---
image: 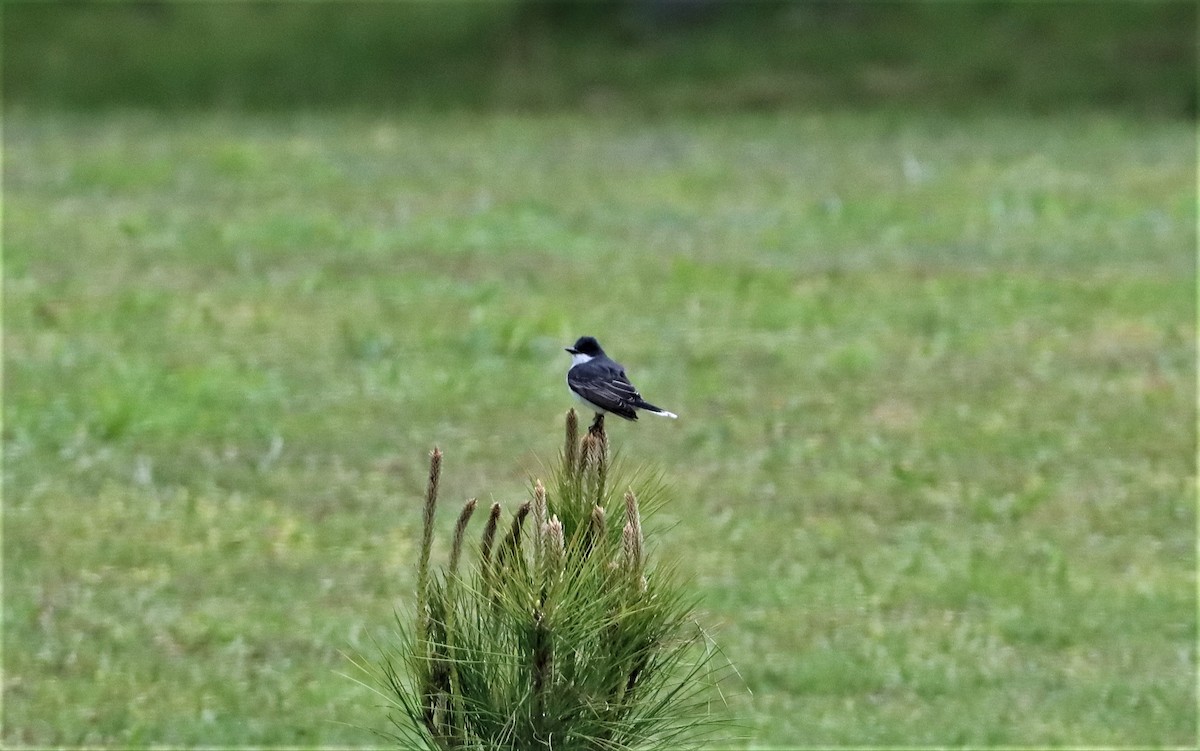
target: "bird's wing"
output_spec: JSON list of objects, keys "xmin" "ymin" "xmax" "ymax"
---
[{"xmin": 568, "ymin": 366, "xmax": 643, "ymax": 418}]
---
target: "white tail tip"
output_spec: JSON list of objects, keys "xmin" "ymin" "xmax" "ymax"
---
[{"xmin": 650, "ymin": 409, "xmax": 678, "ymax": 419}]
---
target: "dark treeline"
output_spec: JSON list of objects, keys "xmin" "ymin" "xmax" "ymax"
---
[{"xmin": 4, "ymin": 1, "xmax": 1195, "ymax": 116}]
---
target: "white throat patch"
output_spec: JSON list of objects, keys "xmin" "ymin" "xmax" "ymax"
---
[{"xmin": 569, "ymin": 352, "xmax": 595, "ymax": 367}]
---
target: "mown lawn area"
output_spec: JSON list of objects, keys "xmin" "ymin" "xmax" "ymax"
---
[{"xmin": 4, "ymin": 109, "xmax": 1194, "ymax": 746}]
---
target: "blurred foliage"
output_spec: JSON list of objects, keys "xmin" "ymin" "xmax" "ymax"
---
[{"xmin": 4, "ymin": 0, "xmax": 1195, "ymax": 116}]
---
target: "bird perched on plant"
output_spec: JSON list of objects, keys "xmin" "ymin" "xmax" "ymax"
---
[{"xmin": 564, "ymin": 336, "xmax": 678, "ymax": 422}]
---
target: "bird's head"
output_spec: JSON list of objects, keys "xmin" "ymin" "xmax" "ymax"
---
[{"xmin": 565, "ymin": 336, "xmax": 604, "ymax": 357}]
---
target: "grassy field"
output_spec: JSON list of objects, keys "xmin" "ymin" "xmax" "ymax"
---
[{"xmin": 3, "ymin": 108, "xmax": 1195, "ymax": 746}]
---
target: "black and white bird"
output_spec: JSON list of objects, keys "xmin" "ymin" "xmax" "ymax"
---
[{"xmin": 565, "ymin": 336, "xmax": 678, "ymax": 421}]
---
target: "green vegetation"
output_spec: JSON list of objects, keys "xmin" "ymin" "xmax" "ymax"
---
[
  {"xmin": 3, "ymin": 2, "xmax": 1196, "ymax": 746},
  {"xmin": 367, "ymin": 415, "xmax": 723, "ymax": 749},
  {"xmin": 5, "ymin": 106, "xmax": 1193, "ymax": 746},
  {"xmin": 4, "ymin": 1, "xmax": 1195, "ymax": 116}
]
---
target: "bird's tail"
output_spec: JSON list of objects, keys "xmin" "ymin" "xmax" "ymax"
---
[{"xmin": 638, "ymin": 401, "xmax": 678, "ymax": 419}]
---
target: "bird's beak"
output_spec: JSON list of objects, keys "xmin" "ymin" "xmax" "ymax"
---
[{"xmin": 565, "ymin": 347, "xmax": 577, "ymax": 354}]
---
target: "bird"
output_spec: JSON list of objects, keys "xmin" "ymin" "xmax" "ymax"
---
[{"xmin": 564, "ymin": 336, "xmax": 678, "ymax": 421}]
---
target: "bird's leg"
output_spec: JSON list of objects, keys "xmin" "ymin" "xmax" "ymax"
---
[{"xmin": 589, "ymin": 412, "xmax": 605, "ymax": 436}]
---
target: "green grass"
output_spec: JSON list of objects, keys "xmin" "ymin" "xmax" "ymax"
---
[{"xmin": 3, "ymin": 109, "xmax": 1195, "ymax": 746}]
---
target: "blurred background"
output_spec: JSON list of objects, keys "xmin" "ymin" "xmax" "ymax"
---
[
  {"xmin": 5, "ymin": 1, "xmax": 1196, "ymax": 747},
  {"xmin": 6, "ymin": 1, "xmax": 1196, "ymax": 115}
]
